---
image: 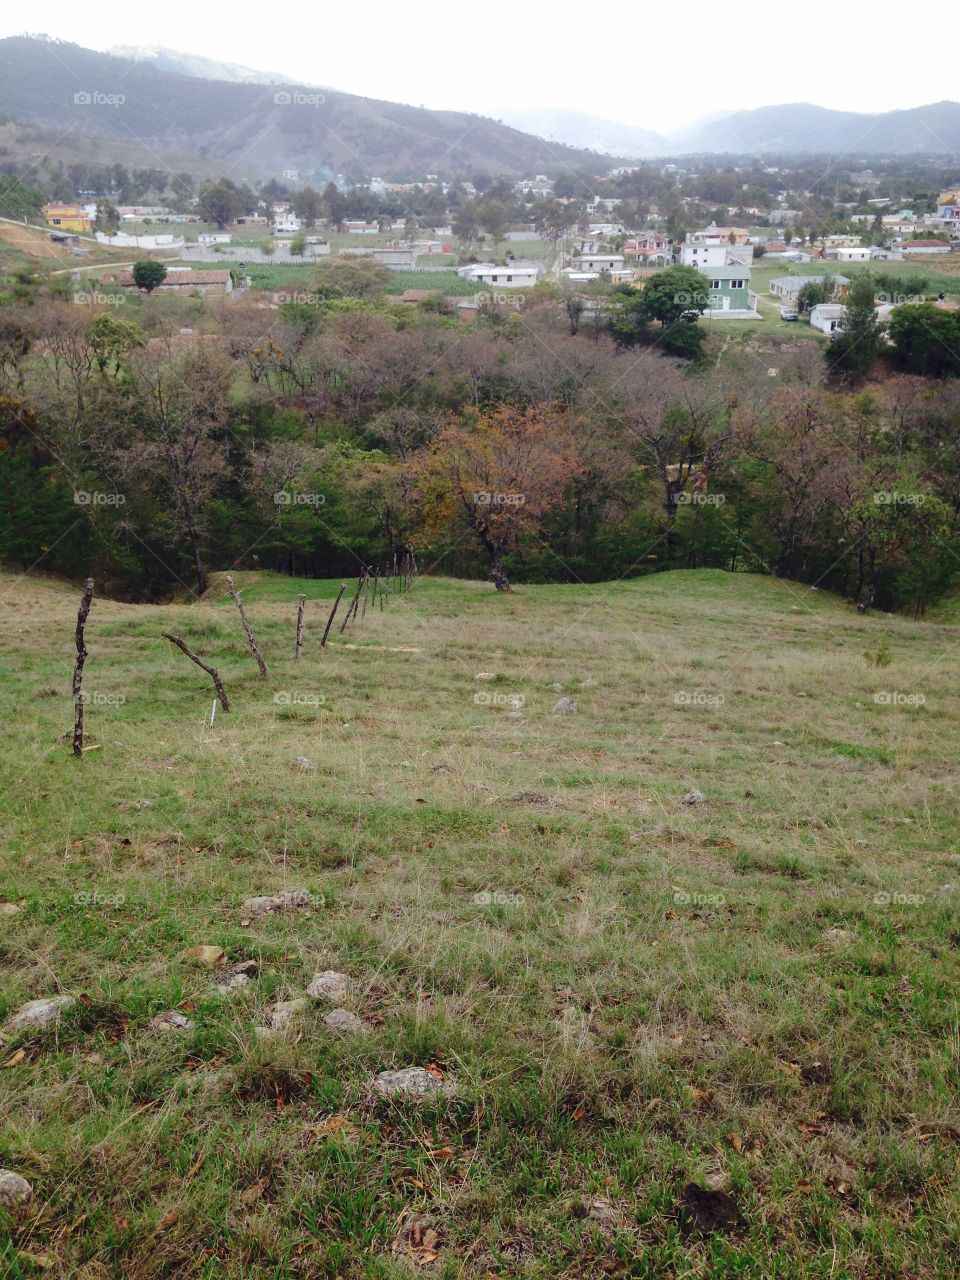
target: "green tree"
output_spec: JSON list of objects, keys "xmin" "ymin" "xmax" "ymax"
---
[
  {"xmin": 198, "ymin": 179, "xmax": 242, "ymax": 229},
  {"xmin": 322, "ymin": 182, "xmax": 347, "ymax": 231},
  {"xmin": 132, "ymin": 260, "xmax": 167, "ymax": 293},
  {"xmin": 827, "ymin": 272, "xmax": 881, "ymax": 382},
  {"xmin": 289, "ymin": 231, "xmax": 307, "ymax": 257},
  {"xmin": 95, "ymin": 200, "xmax": 120, "ymax": 234},
  {"xmin": 887, "ymin": 304, "xmax": 960, "ymax": 377},
  {"xmin": 292, "ymin": 186, "xmax": 322, "ymax": 229},
  {"xmin": 476, "ymin": 199, "xmax": 510, "ymax": 248},
  {"xmin": 86, "ymin": 313, "xmax": 144, "ymax": 376},
  {"xmin": 797, "ymin": 280, "xmax": 830, "ymax": 313}
]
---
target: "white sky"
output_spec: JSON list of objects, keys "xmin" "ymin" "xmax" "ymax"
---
[{"xmin": 6, "ymin": 3, "xmax": 958, "ymax": 135}]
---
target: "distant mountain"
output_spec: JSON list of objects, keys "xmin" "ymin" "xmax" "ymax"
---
[
  {"xmin": 108, "ymin": 45, "xmax": 306, "ymax": 87},
  {"xmin": 673, "ymin": 101, "xmax": 960, "ymax": 154},
  {"xmin": 0, "ymin": 37, "xmax": 612, "ymax": 181},
  {"xmin": 499, "ymin": 108, "xmax": 666, "ymax": 158}
]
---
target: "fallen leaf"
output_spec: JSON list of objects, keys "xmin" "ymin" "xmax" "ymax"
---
[
  {"xmin": 3, "ymin": 1049, "xmax": 26, "ymax": 1068},
  {"xmin": 17, "ymin": 1251, "xmax": 52, "ymax": 1270},
  {"xmin": 689, "ymin": 1087, "xmax": 715, "ymax": 1104},
  {"xmin": 183, "ymin": 945, "xmax": 225, "ymax": 968},
  {"xmin": 426, "ymin": 1146, "xmax": 455, "ymax": 1159},
  {"xmin": 240, "ymin": 1178, "xmax": 270, "ymax": 1206},
  {"xmin": 423, "ymin": 1063, "xmax": 443, "ymax": 1079},
  {"xmin": 729, "ymin": 1132, "xmax": 744, "ymax": 1154},
  {"xmin": 158, "ymin": 1210, "xmax": 178, "ymax": 1229}
]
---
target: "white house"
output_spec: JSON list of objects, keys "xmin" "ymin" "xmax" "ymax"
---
[
  {"xmin": 272, "ymin": 210, "xmax": 301, "ymax": 235},
  {"xmin": 831, "ymin": 246, "xmax": 872, "ymax": 262},
  {"xmin": 588, "ymin": 222, "xmax": 624, "ymax": 237},
  {"xmin": 681, "ymin": 241, "xmax": 754, "ymax": 268},
  {"xmin": 768, "ymin": 274, "xmax": 849, "ymax": 304},
  {"xmin": 572, "ymin": 253, "xmax": 624, "ymax": 273},
  {"xmin": 810, "ymin": 303, "xmax": 846, "ymax": 334},
  {"xmin": 899, "ymin": 239, "xmax": 951, "ymax": 255},
  {"xmin": 463, "ymin": 264, "xmax": 540, "ymax": 288},
  {"xmin": 198, "ymin": 233, "xmax": 232, "ymax": 245}
]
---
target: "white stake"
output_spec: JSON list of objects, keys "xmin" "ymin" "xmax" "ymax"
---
[{"xmin": 210, "ymin": 699, "xmax": 217, "ymax": 726}]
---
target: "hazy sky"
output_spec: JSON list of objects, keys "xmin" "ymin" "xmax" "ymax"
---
[{"xmin": 6, "ymin": 4, "xmax": 959, "ymax": 134}]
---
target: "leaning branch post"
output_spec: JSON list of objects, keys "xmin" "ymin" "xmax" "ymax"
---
[
  {"xmin": 72, "ymin": 577, "xmax": 94, "ymax": 757},
  {"xmin": 321, "ymin": 584, "xmax": 346, "ymax": 647},
  {"xmin": 162, "ymin": 632, "xmax": 230, "ymax": 711},
  {"xmin": 225, "ymin": 574, "xmax": 267, "ymax": 677}
]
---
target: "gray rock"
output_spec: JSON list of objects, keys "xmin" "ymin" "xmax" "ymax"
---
[
  {"xmin": 241, "ymin": 890, "xmax": 311, "ymax": 914},
  {"xmin": 682, "ymin": 789, "xmax": 705, "ymax": 806},
  {"xmin": 295, "ymin": 756, "xmax": 316, "ymax": 771},
  {"xmin": 306, "ymin": 970, "xmax": 351, "ymax": 1002},
  {"xmin": 553, "ymin": 697, "xmax": 578, "ymax": 716},
  {"xmin": 372, "ymin": 1066, "xmax": 447, "ymax": 1098},
  {"xmin": 324, "ymin": 1008, "xmax": 367, "ymax": 1035},
  {"xmin": 212, "ymin": 960, "xmax": 258, "ymax": 994},
  {"xmin": 548, "ymin": 682, "xmax": 564, "ymax": 692},
  {"xmin": 0, "ymin": 902, "xmax": 21, "ymax": 917},
  {"xmin": 147, "ymin": 1010, "xmax": 194, "ymax": 1033},
  {"xmin": 267, "ymin": 998, "xmax": 310, "ymax": 1029},
  {"xmin": 8, "ymin": 996, "xmax": 74, "ymax": 1030},
  {"xmin": 510, "ymin": 791, "xmax": 555, "ymax": 807},
  {"xmin": 0, "ymin": 1171, "xmax": 33, "ymax": 1209}
]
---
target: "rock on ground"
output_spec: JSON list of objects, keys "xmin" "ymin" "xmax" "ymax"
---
[
  {"xmin": 553, "ymin": 697, "xmax": 578, "ymax": 715},
  {"xmin": 0, "ymin": 1170, "xmax": 33, "ymax": 1209},
  {"xmin": 267, "ymin": 998, "xmax": 310, "ymax": 1029},
  {"xmin": 212, "ymin": 960, "xmax": 258, "ymax": 994},
  {"xmin": 183, "ymin": 945, "xmax": 226, "ymax": 968},
  {"xmin": 324, "ymin": 1008, "xmax": 367, "ymax": 1035},
  {"xmin": 372, "ymin": 1067, "xmax": 449, "ymax": 1098},
  {"xmin": 241, "ymin": 890, "xmax": 312, "ymax": 914},
  {"xmin": 306, "ymin": 971, "xmax": 351, "ymax": 1002},
  {"xmin": 0, "ymin": 902, "xmax": 21, "ymax": 917},
  {"xmin": 8, "ymin": 996, "xmax": 74, "ymax": 1030},
  {"xmin": 147, "ymin": 1010, "xmax": 194, "ymax": 1033},
  {"xmin": 682, "ymin": 789, "xmax": 705, "ymax": 806}
]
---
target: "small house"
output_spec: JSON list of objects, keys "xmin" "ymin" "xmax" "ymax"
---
[{"xmin": 809, "ymin": 303, "xmax": 846, "ymax": 334}]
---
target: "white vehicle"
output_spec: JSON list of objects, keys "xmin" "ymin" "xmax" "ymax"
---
[{"xmin": 780, "ymin": 307, "xmax": 799, "ymax": 321}]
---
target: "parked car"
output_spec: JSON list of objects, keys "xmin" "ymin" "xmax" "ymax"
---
[{"xmin": 780, "ymin": 307, "xmax": 799, "ymax": 321}]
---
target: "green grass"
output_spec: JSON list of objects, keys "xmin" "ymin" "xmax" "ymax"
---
[
  {"xmin": 385, "ymin": 271, "xmax": 483, "ymax": 296},
  {"xmin": 1, "ymin": 567, "xmax": 959, "ymax": 1277}
]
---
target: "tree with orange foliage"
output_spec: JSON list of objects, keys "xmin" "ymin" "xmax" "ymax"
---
[{"xmin": 413, "ymin": 405, "xmax": 581, "ymax": 591}]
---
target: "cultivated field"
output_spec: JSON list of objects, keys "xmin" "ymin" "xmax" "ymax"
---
[{"xmin": 1, "ymin": 568, "xmax": 959, "ymax": 1278}]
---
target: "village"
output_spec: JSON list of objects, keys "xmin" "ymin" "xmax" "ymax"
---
[{"xmin": 30, "ymin": 173, "xmax": 960, "ymax": 335}]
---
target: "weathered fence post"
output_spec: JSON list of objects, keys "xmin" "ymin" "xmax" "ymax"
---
[
  {"xmin": 162, "ymin": 633, "xmax": 230, "ymax": 711},
  {"xmin": 321, "ymin": 584, "xmax": 346, "ymax": 648},
  {"xmin": 72, "ymin": 578, "xmax": 94, "ymax": 757},
  {"xmin": 225, "ymin": 574, "xmax": 267, "ymax": 677},
  {"xmin": 295, "ymin": 594, "xmax": 306, "ymax": 665}
]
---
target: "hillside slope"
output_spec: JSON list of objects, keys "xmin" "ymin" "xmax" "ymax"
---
[{"xmin": 0, "ymin": 37, "xmax": 612, "ymax": 180}]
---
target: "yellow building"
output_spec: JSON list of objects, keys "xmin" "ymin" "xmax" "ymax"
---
[{"xmin": 43, "ymin": 203, "xmax": 92, "ymax": 233}]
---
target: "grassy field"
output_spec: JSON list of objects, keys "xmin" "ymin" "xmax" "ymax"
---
[{"xmin": 1, "ymin": 567, "xmax": 959, "ymax": 1278}]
